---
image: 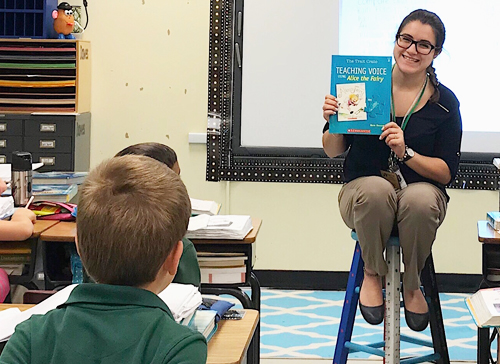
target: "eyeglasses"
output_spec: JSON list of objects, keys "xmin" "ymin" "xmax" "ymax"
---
[{"xmin": 396, "ymin": 34, "xmax": 437, "ymax": 55}]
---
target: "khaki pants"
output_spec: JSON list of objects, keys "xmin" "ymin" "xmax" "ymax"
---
[{"xmin": 338, "ymin": 176, "xmax": 447, "ymax": 290}]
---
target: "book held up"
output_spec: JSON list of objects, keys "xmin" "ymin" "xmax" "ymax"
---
[{"xmin": 329, "ymin": 55, "xmax": 392, "ymax": 135}]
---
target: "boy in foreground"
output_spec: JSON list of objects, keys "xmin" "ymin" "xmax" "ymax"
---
[{"xmin": 0, "ymin": 155, "xmax": 207, "ymax": 363}]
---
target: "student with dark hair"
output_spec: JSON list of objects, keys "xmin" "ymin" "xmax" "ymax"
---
[
  {"xmin": 115, "ymin": 142, "xmax": 200, "ymax": 286},
  {"xmin": 322, "ymin": 9, "xmax": 462, "ymax": 331},
  {"xmin": 0, "ymin": 156, "xmax": 207, "ymax": 363}
]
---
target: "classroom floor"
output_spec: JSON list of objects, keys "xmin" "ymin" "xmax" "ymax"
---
[{"xmin": 221, "ymin": 289, "xmax": 483, "ymax": 362}]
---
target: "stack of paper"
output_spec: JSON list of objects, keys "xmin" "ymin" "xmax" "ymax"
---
[
  {"xmin": 190, "ymin": 198, "xmax": 220, "ymax": 216},
  {"xmin": 186, "ymin": 215, "xmax": 253, "ymax": 240},
  {"xmin": 157, "ymin": 283, "xmax": 202, "ymax": 323}
]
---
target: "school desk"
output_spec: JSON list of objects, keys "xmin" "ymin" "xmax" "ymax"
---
[
  {"xmin": 477, "ymin": 220, "xmax": 500, "ymax": 364},
  {"xmin": 0, "ymin": 304, "xmax": 259, "ymax": 364},
  {"xmin": 0, "ymin": 220, "xmax": 59, "ymax": 289},
  {"xmin": 189, "ymin": 217, "xmax": 262, "ymax": 364}
]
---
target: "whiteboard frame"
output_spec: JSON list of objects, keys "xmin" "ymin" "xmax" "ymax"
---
[{"xmin": 205, "ymin": 0, "xmax": 498, "ymax": 190}]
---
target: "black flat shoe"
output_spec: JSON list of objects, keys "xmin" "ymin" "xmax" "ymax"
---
[
  {"xmin": 404, "ymin": 308, "xmax": 429, "ymax": 331},
  {"xmin": 359, "ymin": 302, "xmax": 384, "ymax": 325}
]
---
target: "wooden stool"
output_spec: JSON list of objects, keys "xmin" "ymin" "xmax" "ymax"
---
[{"xmin": 333, "ymin": 231, "xmax": 450, "ymax": 364}]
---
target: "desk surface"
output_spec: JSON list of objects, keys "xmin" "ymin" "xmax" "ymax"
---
[
  {"xmin": 478, "ymin": 221, "xmax": 500, "ymax": 244},
  {"xmin": 0, "ymin": 220, "xmax": 60, "ymax": 255},
  {"xmin": 39, "ymin": 218, "xmax": 262, "ymax": 245},
  {"xmin": 39, "ymin": 221, "xmax": 76, "ymax": 242},
  {"xmin": 0, "ymin": 304, "xmax": 258, "ymax": 364}
]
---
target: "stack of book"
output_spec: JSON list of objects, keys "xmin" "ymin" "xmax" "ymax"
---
[
  {"xmin": 466, "ymin": 287, "xmax": 500, "ymax": 327},
  {"xmin": 32, "ymin": 184, "xmax": 78, "ymax": 203},
  {"xmin": 182, "ymin": 310, "xmax": 218, "ymax": 341},
  {"xmin": 186, "ymin": 215, "xmax": 253, "ymax": 240},
  {"xmin": 198, "ymin": 253, "xmax": 248, "ymax": 284}
]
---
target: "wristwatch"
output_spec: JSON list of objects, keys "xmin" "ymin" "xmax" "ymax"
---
[{"xmin": 398, "ymin": 146, "xmax": 415, "ymax": 163}]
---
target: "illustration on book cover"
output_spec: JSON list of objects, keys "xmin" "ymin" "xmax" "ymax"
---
[{"xmin": 329, "ymin": 55, "xmax": 392, "ymax": 135}]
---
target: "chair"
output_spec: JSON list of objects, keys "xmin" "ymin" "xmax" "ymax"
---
[
  {"xmin": 333, "ymin": 231, "xmax": 450, "ymax": 364},
  {"xmin": 23, "ymin": 289, "xmax": 57, "ymax": 304},
  {"xmin": 2, "ymin": 237, "xmax": 39, "ymax": 290}
]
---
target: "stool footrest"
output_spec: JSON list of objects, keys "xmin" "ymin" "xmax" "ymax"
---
[
  {"xmin": 400, "ymin": 333, "xmax": 434, "ymax": 348},
  {"xmin": 401, "ymin": 353, "xmax": 440, "ymax": 364},
  {"xmin": 344, "ymin": 341, "xmax": 385, "ymax": 357}
]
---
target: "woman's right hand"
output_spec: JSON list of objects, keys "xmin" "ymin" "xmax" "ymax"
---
[{"xmin": 323, "ymin": 94, "xmax": 338, "ymax": 122}]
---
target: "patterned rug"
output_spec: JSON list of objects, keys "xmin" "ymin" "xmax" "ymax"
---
[{"xmin": 221, "ymin": 289, "xmax": 481, "ymax": 360}]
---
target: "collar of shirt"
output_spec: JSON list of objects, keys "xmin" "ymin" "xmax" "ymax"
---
[{"xmin": 58, "ymin": 283, "xmax": 174, "ymax": 318}]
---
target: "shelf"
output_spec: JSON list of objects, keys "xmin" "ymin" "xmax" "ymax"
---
[{"xmin": 0, "ymin": 39, "xmax": 90, "ymax": 113}]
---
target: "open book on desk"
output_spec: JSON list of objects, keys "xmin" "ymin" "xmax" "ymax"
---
[
  {"xmin": 186, "ymin": 215, "xmax": 252, "ymax": 240},
  {"xmin": 0, "ymin": 283, "xmax": 202, "ymax": 342}
]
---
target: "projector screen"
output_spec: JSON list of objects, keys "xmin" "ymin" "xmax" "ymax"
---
[{"xmin": 239, "ymin": 0, "xmax": 500, "ymax": 155}]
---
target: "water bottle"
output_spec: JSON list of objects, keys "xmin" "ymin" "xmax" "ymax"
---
[{"xmin": 11, "ymin": 151, "xmax": 32, "ymax": 207}]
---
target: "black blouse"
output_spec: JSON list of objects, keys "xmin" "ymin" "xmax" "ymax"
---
[{"xmin": 323, "ymin": 83, "xmax": 462, "ymax": 200}]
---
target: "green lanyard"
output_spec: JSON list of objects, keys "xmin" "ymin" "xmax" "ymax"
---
[{"xmin": 390, "ymin": 74, "xmax": 428, "ymax": 131}]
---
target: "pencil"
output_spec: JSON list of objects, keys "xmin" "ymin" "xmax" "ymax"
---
[{"xmin": 25, "ymin": 195, "xmax": 35, "ymax": 209}]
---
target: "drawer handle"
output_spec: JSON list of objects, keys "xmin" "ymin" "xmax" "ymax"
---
[
  {"xmin": 40, "ymin": 124, "xmax": 57, "ymax": 132},
  {"xmin": 0, "ymin": 140, "xmax": 5, "ymax": 148},
  {"xmin": 0, "ymin": 155, "xmax": 6, "ymax": 164},
  {"xmin": 0, "ymin": 123, "xmax": 6, "ymax": 132},
  {"xmin": 40, "ymin": 140, "xmax": 56, "ymax": 149},
  {"xmin": 39, "ymin": 156, "xmax": 56, "ymax": 166}
]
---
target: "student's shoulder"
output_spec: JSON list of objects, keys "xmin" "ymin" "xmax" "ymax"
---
[{"xmin": 162, "ymin": 325, "xmax": 207, "ymax": 363}]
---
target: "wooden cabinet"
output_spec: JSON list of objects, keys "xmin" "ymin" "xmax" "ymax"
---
[
  {"xmin": 0, "ymin": 113, "xmax": 90, "ymax": 172},
  {"xmin": 0, "ymin": 39, "xmax": 91, "ymax": 171}
]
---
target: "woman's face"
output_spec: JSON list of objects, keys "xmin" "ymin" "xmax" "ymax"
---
[{"xmin": 394, "ymin": 20, "xmax": 438, "ymax": 76}]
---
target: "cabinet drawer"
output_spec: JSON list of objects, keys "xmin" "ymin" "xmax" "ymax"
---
[
  {"xmin": 0, "ymin": 136, "xmax": 23, "ymax": 153},
  {"xmin": 24, "ymin": 117, "xmax": 75, "ymax": 137},
  {"xmin": 24, "ymin": 136, "xmax": 73, "ymax": 154},
  {"xmin": 31, "ymin": 153, "xmax": 73, "ymax": 171},
  {"xmin": 0, "ymin": 118, "xmax": 23, "ymax": 136}
]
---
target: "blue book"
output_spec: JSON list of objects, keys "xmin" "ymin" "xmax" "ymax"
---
[
  {"xmin": 32, "ymin": 172, "xmax": 88, "ymax": 185},
  {"xmin": 32, "ymin": 184, "xmax": 78, "ymax": 203},
  {"xmin": 329, "ymin": 55, "xmax": 392, "ymax": 135}
]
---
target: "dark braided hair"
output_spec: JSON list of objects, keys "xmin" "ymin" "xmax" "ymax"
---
[{"xmin": 396, "ymin": 9, "xmax": 445, "ymax": 103}]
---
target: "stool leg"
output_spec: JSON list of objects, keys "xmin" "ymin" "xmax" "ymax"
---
[
  {"xmin": 385, "ymin": 242, "xmax": 401, "ymax": 364},
  {"xmin": 421, "ymin": 254, "xmax": 450, "ymax": 364},
  {"xmin": 333, "ymin": 242, "xmax": 364, "ymax": 364}
]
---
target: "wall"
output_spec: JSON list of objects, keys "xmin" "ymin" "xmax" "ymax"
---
[{"xmin": 74, "ymin": 0, "xmax": 492, "ymax": 277}]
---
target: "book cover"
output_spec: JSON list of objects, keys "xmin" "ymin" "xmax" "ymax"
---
[
  {"xmin": 32, "ymin": 184, "xmax": 78, "ymax": 203},
  {"xmin": 329, "ymin": 55, "xmax": 392, "ymax": 135},
  {"xmin": 33, "ymin": 172, "xmax": 88, "ymax": 185}
]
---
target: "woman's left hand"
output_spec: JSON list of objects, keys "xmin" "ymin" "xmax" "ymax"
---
[{"xmin": 380, "ymin": 122, "xmax": 406, "ymax": 159}]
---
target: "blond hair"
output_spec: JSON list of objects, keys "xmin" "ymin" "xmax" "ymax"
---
[{"xmin": 77, "ymin": 155, "xmax": 191, "ymax": 286}]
